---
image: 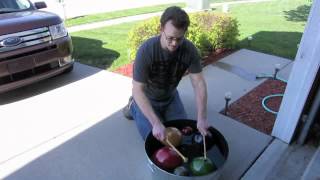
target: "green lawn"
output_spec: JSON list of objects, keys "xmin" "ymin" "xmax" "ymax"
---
[
  {"xmin": 71, "ymin": 22, "xmax": 136, "ymax": 71},
  {"xmin": 71, "ymin": 0, "xmax": 311, "ymax": 71},
  {"xmin": 229, "ymin": 0, "xmax": 311, "ymax": 59},
  {"xmin": 65, "ymin": 3, "xmax": 185, "ymax": 27}
]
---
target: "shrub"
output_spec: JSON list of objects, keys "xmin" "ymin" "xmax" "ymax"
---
[
  {"xmin": 128, "ymin": 16, "xmax": 160, "ymax": 61},
  {"xmin": 128, "ymin": 12, "xmax": 239, "ymax": 62},
  {"xmin": 187, "ymin": 12, "xmax": 220, "ymax": 56},
  {"xmin": 208, "ymin": 14, "xmax": 239, "ymax": 50},
  {"xmin": 187, "ymin": 12, "xmax": 239, "ymax": 56}
]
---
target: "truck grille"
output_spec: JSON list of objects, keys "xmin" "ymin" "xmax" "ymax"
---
[{"xmin": 0, "ymin": 27, "xmax": 51, "ymax": 53}]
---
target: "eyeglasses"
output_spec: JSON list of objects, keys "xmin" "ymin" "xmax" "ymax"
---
[{"xmin": 163, "ymin": 31, "xmax": 184, "ymax": 44}]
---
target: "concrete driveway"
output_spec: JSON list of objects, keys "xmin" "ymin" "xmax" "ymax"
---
[
  {"xmin": 0, "ymin": 49, "xmax": 293, "ymax": 179},
  {"xmin": 0, "ymin": 63, "xmax": 133, "ymax": 179}
]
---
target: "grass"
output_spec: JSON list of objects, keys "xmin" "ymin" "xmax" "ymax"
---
[
  {"xmin": 228, "ymin": 0, "xmax": 311, "ymax": 59},
  {"xmin": 71, "ymin": 22, "xmax": 136, "ymax": 71},
  {"xmin": 65, "ymin": 3, "xmax": 185, "ymax": 27},
  {"xmin": 71, "ymin": 0, "xmax": 311, "ymax": 71}
]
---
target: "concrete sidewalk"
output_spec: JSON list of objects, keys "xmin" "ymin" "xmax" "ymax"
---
[
  {"xmin": 210, "ymin": 0, "xmax": 273, "ymax": 8},
  {"xmin": 67, "ymin": 12, "xmax": 162, "ymax": 33},
  {"xmin": 180, "ymin": 49, "xmax": 292, "ymax": 112}
]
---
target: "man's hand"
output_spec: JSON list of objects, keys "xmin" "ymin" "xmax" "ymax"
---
[
  {"xmin": 152, "ymin": 121, "xmax": 166, "ymax": 141},
  {"xmin": 197, "ymin": 118, "xmax": 209, "ymax": 136}
]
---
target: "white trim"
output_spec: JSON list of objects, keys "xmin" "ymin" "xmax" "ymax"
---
[{"xmin": 272, "ymin": 0, "xmax": 320, "ymax": 143}]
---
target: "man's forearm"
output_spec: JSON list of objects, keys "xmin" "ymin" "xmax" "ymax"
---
[
  {"xmin": 132, "ymin": 85, "xmax": 161, "ymax": 127},
  {"xmin": 190, "ymin": 75, "xmax": 208, "ymax": 121},
  {"xmin": 195, "ymin": 79, "xmax": 207, "ymax": 120}
]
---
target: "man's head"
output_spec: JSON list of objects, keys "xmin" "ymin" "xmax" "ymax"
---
[{"xmin": 160, "ymin": 6, "xmax": 190, "ymax": 52}]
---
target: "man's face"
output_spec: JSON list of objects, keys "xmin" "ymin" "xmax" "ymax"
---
[{"xmin": 161, "ymin": 20, "xmax": 185, "ymax": 52}]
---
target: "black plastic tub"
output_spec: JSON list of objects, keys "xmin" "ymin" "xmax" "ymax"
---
[{"xmin": 145, "ymin": 119, "xmax": 229, "ymax": 180}]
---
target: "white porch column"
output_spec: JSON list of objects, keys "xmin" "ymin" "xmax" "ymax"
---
[{"xmin": 272, "ymin": 0, "xmax": 320, "ymax": 143}]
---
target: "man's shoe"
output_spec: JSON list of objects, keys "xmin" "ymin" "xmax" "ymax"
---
[{"xmin": 123, "ymin": 96, "xmax": 133, "ymax": 120}]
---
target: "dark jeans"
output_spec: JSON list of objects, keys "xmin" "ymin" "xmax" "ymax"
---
[{"xmin": 130, "ymin": 91, "xmax": 187, "ymax": 141}]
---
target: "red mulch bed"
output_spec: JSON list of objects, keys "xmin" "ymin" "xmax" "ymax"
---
[
  {"xmin": 225, "ymin": 79, "xmax": 286, "ymax": 134},
  {"xmin": 113, "ymin": 63, "xmax": 133, "ymax": 77},
  {"xmin": 113, "ymin": 49, "xmax": 286, "ymax": 134},
  {"xmin": 201, "ymin": 49, "xmax": 236, "ymax": 66}
]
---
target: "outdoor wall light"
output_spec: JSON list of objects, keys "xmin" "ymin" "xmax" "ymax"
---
[
  {"xmin": 274, "ymin": 63, "xmax": 281, "ymax": 79},
  {"xmin": 224, "ymin": 91, "xmax": 232, "ymax": 115}
]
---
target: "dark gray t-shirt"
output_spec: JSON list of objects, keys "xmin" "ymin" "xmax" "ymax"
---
[{"xmin": 133, "ymin": 35, "xmax": 202, "ymax": 101}]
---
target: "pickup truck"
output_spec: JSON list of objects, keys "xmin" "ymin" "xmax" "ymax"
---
[{"xmin": 0, "ymin": 0, "xmax": 73, "ymax": 93}]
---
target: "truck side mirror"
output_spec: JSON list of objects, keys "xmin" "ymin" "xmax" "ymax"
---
[{"xmin": 34, "ymin": 2, "xmax": 47, "ymax": 9}]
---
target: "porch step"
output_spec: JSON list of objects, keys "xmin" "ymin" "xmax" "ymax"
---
[
  {"xmin": 241, "ymin": 139, "xmax": 288, "ymax": 180},
  {"xmin": 302, "ymin": 147, "xmax": 320, "ymax": 180},
  {"xmin": 242, "ymin": 139, "xmax": 317, "ymax": 180}
]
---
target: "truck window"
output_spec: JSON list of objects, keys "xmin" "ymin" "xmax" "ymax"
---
[
  {"xmin": 0, "ymin": 0, "xmax": 31, "ymax": 12},
  {"xmin": 16, "ymin": 0, "xmax": 31, "ymax": 9}
]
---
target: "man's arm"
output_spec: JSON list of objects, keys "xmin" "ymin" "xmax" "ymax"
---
[
  {"xmin": 189, "ymin": 72, "xmax": 209, "ymax": 135},
  {"xmin": 132, "ymin": 80, "xmax": 166, "ymax": 140}
]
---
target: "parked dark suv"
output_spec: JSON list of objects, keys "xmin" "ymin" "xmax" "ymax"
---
[{"xmin": 0, "ymin": 0, "xmax": 73, "ymax": 93}]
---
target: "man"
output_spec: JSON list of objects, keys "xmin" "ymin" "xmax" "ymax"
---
[{"xmin": 123, "ymin": 6, "xmax": 209, "ymax": 141}]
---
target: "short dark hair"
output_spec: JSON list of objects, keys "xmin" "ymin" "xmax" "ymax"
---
[{"xmin": 160, "ymin": 6, "xmax": 190, "ymax": 31}]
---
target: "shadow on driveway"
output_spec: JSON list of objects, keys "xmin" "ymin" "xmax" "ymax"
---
[
  {"xmin": 0, "ymin": 63, "xmax": 102, "ymax": 105},
  {"xmin": 3, "ymin": 110, "xmax": 149, "ymax": 180}
]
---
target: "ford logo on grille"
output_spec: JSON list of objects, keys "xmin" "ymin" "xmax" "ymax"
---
[{"xmin": 0, "ymin": 36, "xmax": 22, "ymax": 47}]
